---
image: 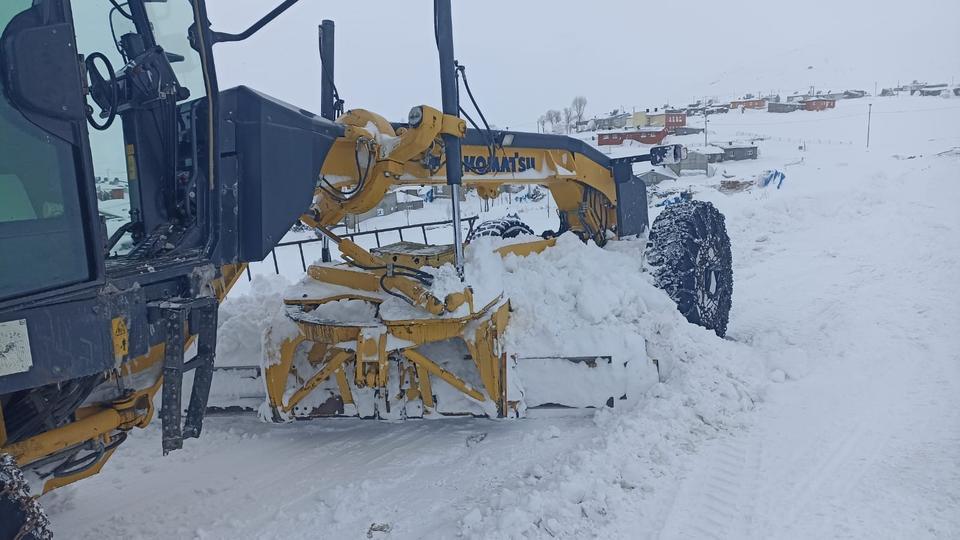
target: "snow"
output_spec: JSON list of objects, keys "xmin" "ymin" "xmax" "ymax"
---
[{"xmin": 45, "ymin": 95, "xmax": 960, "ymax": 539}]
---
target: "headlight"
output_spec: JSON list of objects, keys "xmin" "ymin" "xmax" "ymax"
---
[{"xmin": 408, "ymin": 106, "xmax": 424, "ymax": 127}]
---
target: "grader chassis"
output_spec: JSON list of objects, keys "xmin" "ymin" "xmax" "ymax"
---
[{"xmin": 0, "ymin": 1, "xmax": 732, "ymax": 536}]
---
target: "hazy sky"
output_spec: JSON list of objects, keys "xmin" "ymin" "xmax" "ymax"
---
[{"xmin": 208, "ymin": 1, "xmax": 959, "ymax": 131}]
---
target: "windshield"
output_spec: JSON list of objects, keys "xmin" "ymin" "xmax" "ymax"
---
[{"xmin": 145, "ymin": 1, "xmax": 206, "ymax": 96}]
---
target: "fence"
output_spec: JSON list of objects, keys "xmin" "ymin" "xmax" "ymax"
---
[{"xmin": 247, "ymin": 215, "xmax": 479, "ymax": 280}]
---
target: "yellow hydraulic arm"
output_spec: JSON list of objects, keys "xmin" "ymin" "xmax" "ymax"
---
[{"xmin": 300, "ymin": 106, "xmax": 622, "ymax": 247}]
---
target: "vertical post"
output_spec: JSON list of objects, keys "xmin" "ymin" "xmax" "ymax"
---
[
  {"xmin": 318, "ymin": 19, "xmax": 336, "ymax": 121},
  {"xmin": 435, "ymin": 0, "xmax": 465, "ymax": 277},
  {"xmin": 319, "ymin": 20, "xmax": 336, "ymax": 263},
  {"xmin": 866, "ymin": 103, "xmax": 872, "ymax": 149},
  {"xmin": 703, "ymin": 97, "xmax": 709, "ymax": 148}
]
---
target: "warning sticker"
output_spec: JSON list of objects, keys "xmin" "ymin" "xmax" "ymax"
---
[{"xmin": 0, "ymin": 319, "xmax": 33, "ymax": 376}]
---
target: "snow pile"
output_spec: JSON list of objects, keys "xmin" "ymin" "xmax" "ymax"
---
[
  {"xmin": 216, "ymin": 275, "xmax": 296, "ymax": 368},
  {"xmin": 456, "ymin": 236, "xmax": 766, "ymax": 538}
]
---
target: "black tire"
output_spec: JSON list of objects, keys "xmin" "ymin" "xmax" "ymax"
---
[
  {"xmin": 466, "ymin": 214, "xmax": 534, "ymax": 242},
  {"xmin": 647, "ymin": 200, "xmax": 733, "ymax": 337},
  {"xmin": 0, "ymin": 454, "xmax": 52, "ymax": 540}
]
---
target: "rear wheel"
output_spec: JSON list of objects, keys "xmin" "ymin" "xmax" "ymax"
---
[
  {"xmin": 647, "ymin": 200, "xmax": 733, "ymax": 337},
  {"xmin": 0, "ymin": 454, "xmax": 52, "ymax": 540},
  {"xmin": 466, "ymin": 214, "xmax": 534, "ymax": 242}
]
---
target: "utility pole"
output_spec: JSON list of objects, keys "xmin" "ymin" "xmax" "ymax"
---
[
  {"xmin": 866, "ymin": 103, "xmax": 873, "ymax": 149},
  {"xmin": 703, "ymin": 100, "xmax": 709, "ymax": 148}
]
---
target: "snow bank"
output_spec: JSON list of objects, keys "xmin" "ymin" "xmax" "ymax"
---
[
  {"xmin": 457, "ymin": 238, "xmax": 766, "ymax": 539},
  {"xmin": 216, "ymin": 275, "xmax": 296, "ymax": 368}
]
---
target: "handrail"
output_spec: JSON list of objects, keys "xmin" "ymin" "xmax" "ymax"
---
[{"xmin": 248, "ymin": 216, "xmax": 479, "ymax": 280}]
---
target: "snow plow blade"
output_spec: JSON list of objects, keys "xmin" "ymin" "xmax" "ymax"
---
[
  {"xmin": 208, "ymin": 354, "xmax": 633, "ymax": 417},
  {"xmin": 206, "ymin": 237, "xmax": 661, "ymax": 420},
  {"xmin": 207, "ymin": 366, "xmax": 264, "ymax": 414},
  {"xmin": 516, "ymin": 356, "xmax": 629, "ymax": 409}
]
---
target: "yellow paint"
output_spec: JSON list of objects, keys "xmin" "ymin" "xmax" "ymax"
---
[
  {"xmin": 403, "ymin": 349, "xmax": 485, "ymax": 402},
  {"xmin": 281, "ymin": 350, "xmax": 352, "ymax": 414},
  {"xmin": 111, "ymin": 317, "xmax": 129, "ymax": 360},
  {"xmin": 125, "ymin": 144, "xmax": 138, "ymax": 181},
  {"xmin": 495, "ymin": 237, "xmax": 557, "ymax": 258},
  {"xmin": 42, "ymin": 445, "xmax": 119, "ymax": 494}
]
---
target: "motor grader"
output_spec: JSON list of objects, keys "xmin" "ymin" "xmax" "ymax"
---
[{"xmin": 0, "ymin": 0, "xmax": 732, "ymax": 537}]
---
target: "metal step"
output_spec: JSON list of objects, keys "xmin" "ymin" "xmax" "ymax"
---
[{"xmin": 150, "ymin": 297, "xmax": 218, "ymax": 454}]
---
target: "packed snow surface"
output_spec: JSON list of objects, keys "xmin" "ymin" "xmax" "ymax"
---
[{"xmin": 46, "ymin": 96, "xmax": 960, "ymax": 539}]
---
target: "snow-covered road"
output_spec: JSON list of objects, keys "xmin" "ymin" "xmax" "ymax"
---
[
  {"xmin": 660, "ymin": 141, "xmax": 960, "ymax": 538},
  {"xmin": 46, "ymin": 97, "xmax": 960, "ymax": 539}
]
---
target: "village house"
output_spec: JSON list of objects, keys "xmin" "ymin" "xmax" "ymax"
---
[
  {"xmin": 597, "ymin": 126, "xmax": 667, "ymax": 146},
  {"xmin": 802, "ymin": 98, "xmax": 836, "ymax": 111},
  {"xmin": 718, "ymin": 142, "xmax": 758, "ymax": 161},
  {"xmin": 636, "ymin": 169, "xmax": 675, "ymax": 186},
  {"xmin": 768, "ymin": 101, "xmax": 803, "ymax": 113},
  {"xmin": 673, "ymin": 126, "xmax": 704, "ymax": 136},
  {"xmin": 594, "ymin": 111, "xmax": 631, "ymax": 130},
  {"xmin": 627, "ymin": 111, "xmax": 647, "ymax": 128},
  {"xmin": 730, "ymin": 98, "xmax": 766, "ymax": 110}
]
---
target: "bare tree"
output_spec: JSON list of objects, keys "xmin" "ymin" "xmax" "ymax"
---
[
  {"xmin": 562, "ymin": 107, "xmax": 573, "ymax": 134},
  {"xmin": 571, "ymin": 96, "xmax": 587, "ymax": 127},
  {"xmin": 537, "ymin": 115, "xmax": 547, "ymax": 133},
  {"xmin": 545, "ymin": 109, "xmax": 562, "ymax": 132}
]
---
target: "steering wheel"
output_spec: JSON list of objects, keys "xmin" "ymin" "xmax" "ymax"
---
[{"xmin": 84, "ymin": 52, "xmax": 119, "ymax": 131}]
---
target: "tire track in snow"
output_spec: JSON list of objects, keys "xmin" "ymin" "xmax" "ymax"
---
[{"xmin": 657, "ymin": 436, "xmax": 758, "ymax": 540}]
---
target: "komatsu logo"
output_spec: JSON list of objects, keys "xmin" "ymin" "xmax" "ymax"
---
[{"xmin": 462, "ymin": 153, "xmax": 536, "ymax": 174}]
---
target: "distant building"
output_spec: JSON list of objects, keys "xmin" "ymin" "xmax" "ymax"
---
[
  {"xmin": 730, "ymin": 98, "xmax": 766, "ymax": 110},
  {"xmin": 919, "ymin": 84, "xmax": 949, "ymax": 96},
  {"xmin": 768, "ymin": 101, "xmax": 803, "ymax": 113},
  {"xmin": 698, "ymin": 146, "xmax": 725, "ymax": 163},
  {"xmin": 644, "ymin": 110, "xmax": 686, "ymax": 132},
  {"xmin": 595, "ymin": 111, "xmax": 631, "ymax": 130},
  {"xmin": 597, "ymin": 127, "xmax": 667, "ymax": 146},
  {"xmin": 802, "ymin": 98, "xmax": 836, "ymax": 111},
  {"xmin": 96, "ymin": 186, "xmax": 127, "ymax": 201},
  {"xmin": 718, "ymin": 142, "xmax": 758, "ymax": 161},
  {"xmin": 636, "ymin": 169, "xmax": 675, "ymax": 186},
  {"xmin": 346, "ymin": 189, "xmax": 426, "ymax": 226},
  {"xmin": 627, "ymin": 111, "xmax": 647, "ymax": 128},
  {"xmin": 431, "ymin": 184, "xmax": 465, "ymax": 201},
  {"xmin": 842, "ymin": 89, "xmax": 867, "ymax": 99},
  {"xmin": 666, "ymin": 150, "xmax": 713, "ymax": 176},
  {"xmin": 673, "ymin": 126, "xmax": 704, "ymax": 136},
  {"xmin": 666, "ymin": 111, "xmax": 687, "ymax": 133}
]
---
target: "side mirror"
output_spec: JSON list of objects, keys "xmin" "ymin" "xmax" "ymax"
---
[
  {"xmin": 650, "ymin": 144, "xmax": 687, "ymax": 166},
  {"xmin": 1, "ymin": 21, "xmax": 85, "ymax": 122}
]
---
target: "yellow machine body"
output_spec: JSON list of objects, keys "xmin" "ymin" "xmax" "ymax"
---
[{"xmin": 259, "ymin": 106, "xmax": 630, "ymax": 421}]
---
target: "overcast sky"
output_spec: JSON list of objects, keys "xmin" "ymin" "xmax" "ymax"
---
[{"xmin": 207, "ymin": 0, "xmax": 959, "ymax": 130}]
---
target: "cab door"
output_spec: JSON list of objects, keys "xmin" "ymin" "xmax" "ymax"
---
[{"xmin": 0, "ymin": 0, "xmax": 103, "ymax": 305}]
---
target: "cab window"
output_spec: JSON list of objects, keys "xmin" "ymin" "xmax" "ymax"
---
[{"xmin": 0, "ymin": 1, "xmax": 92, "ymax": 300}]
